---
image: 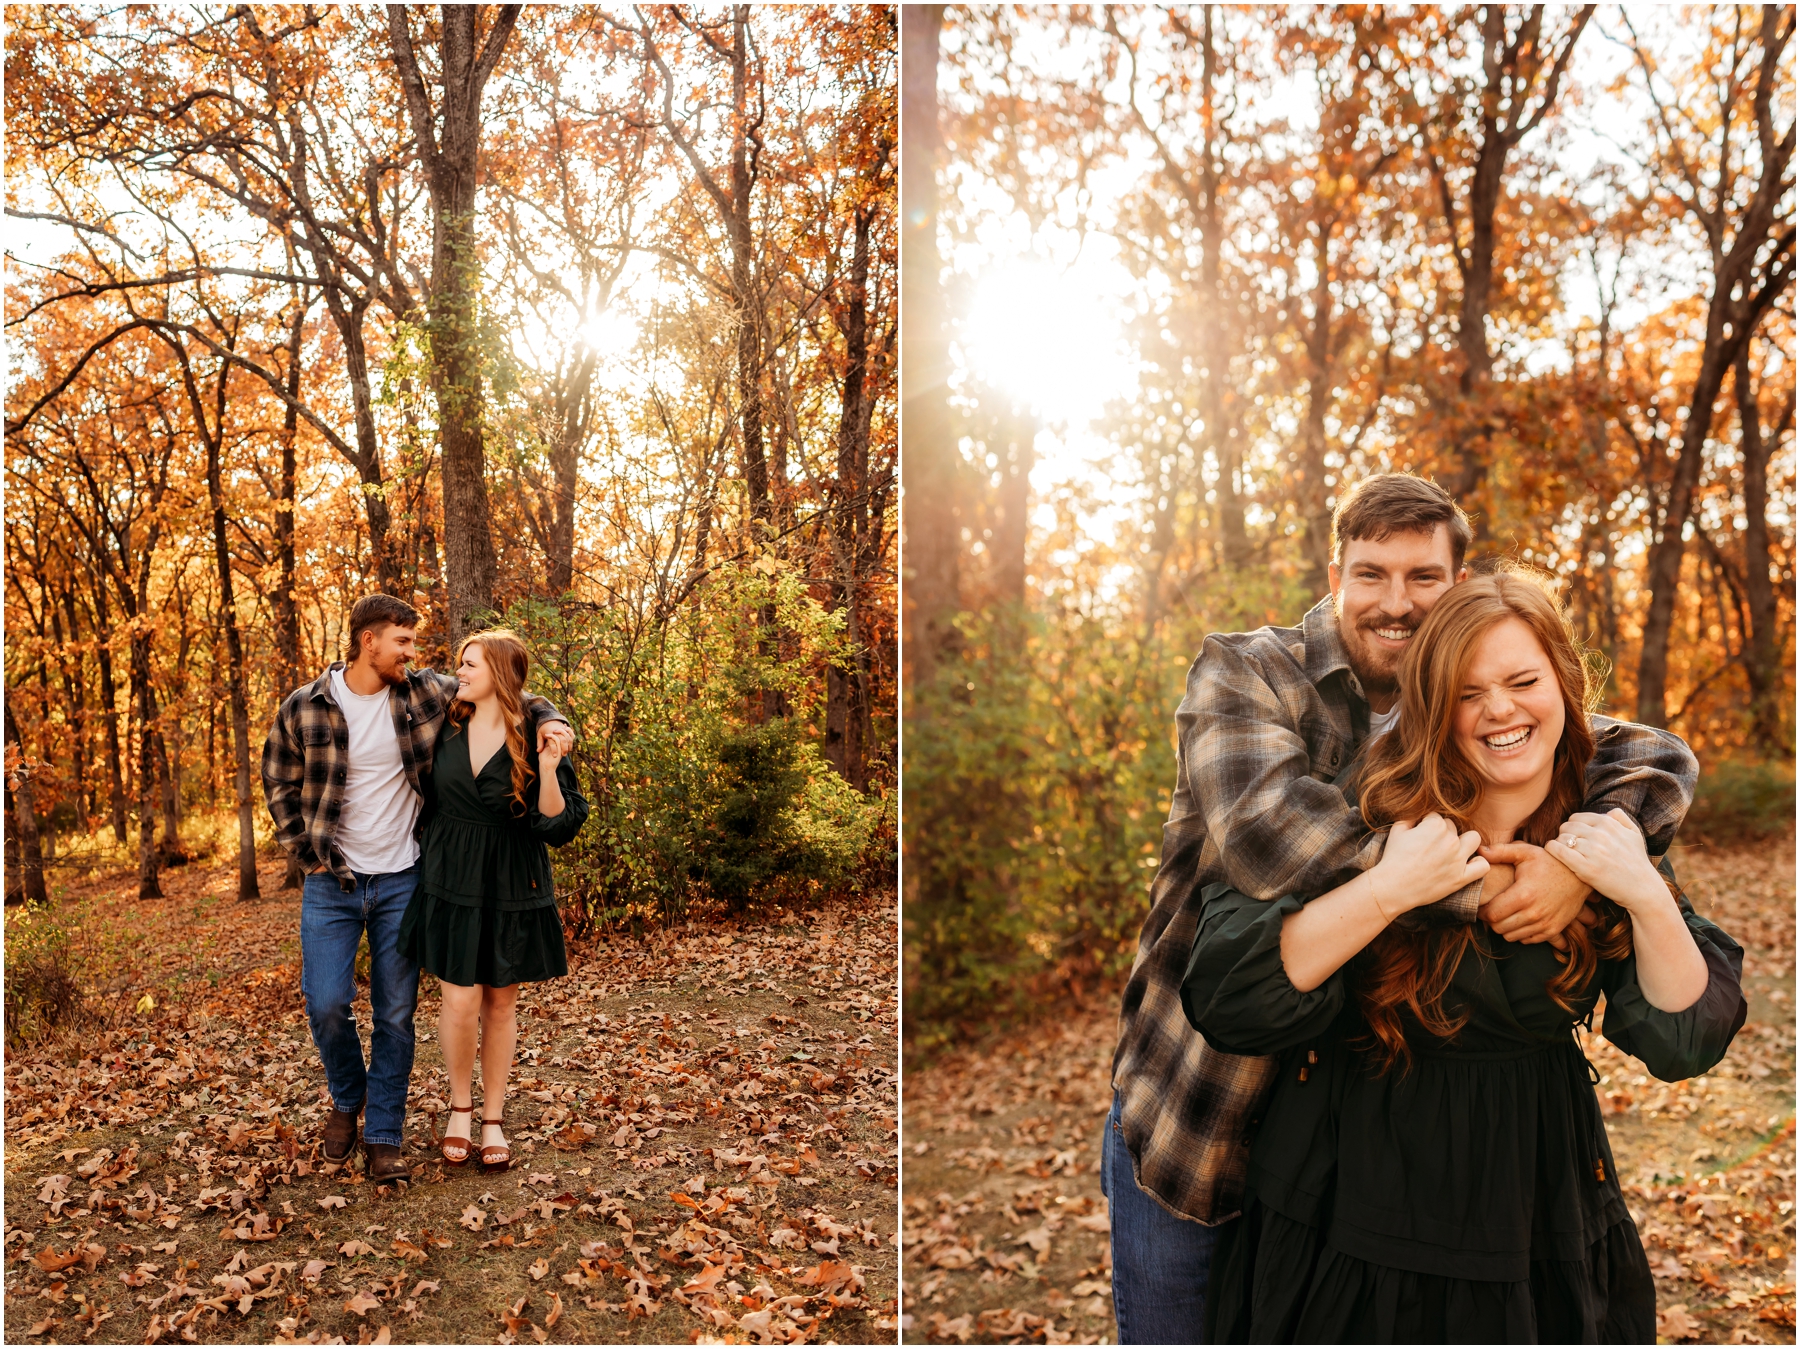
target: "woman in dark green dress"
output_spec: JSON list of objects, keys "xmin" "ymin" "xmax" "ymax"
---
[
  {"xmin": 1183, "ymin": 572, "xmax": 1745, "ymax": 1343},
  {"xmin": 398, "ymin": 629, "xmax": 588, "ymax": 1171}
]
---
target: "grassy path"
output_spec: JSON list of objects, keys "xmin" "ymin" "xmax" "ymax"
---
[{"xmin": 900, "ymin": 836, "xmax": 1795, "ymax": 1346}]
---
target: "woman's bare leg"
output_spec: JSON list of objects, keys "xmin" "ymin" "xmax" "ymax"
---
[
  {"xmin": 478, "ymin": 982, "xmax": 521, "ymax": 1150},
  {"xmin": 437, "ymin": 982, "xmax": 482, "ymax": 1155}
]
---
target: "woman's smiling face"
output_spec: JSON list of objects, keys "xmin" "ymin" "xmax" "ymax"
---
[
  {"xmin": 1452, "ymin": 616, "xmax": 1566, "ymax": 792},
  {"xmin": 456, "ymin": 641, "xmax": 494, "ymax": 702}
]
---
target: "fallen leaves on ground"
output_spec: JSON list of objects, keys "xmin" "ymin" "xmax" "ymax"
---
[
  {"xmin": 4, "ymin": 857, "xmax": 898, "ymax": 1343},
  {"xmin": 900, "ymin": 835, "xmax": 1796, "ymax": 1345}
]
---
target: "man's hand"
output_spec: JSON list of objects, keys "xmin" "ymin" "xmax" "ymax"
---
[
  {"xmin": 1476, "ymin": 840, "xmax": 1594, "ymax": 947},
  {"xmin": 536, "ymin": 721, "xmax": 575, "ymax": 758}
]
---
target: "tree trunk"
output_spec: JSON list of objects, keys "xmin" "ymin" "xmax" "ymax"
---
[
  {"xmin": 50, "ymin": 587, "xmax": 90, "ymax": 831},
  {"xmin": 727, "ymin": 5, "xmax": 770, "ymax": 528},
  {"xmin": 274, "ymin": 301, "xmax": 306, "ymax": 696},
  {"xmin": 131, "ymin": 635, "xmax": 163, "ymax": 899},
  {"xmin": 991, "ymin": 406, "xmax": 1035, "ymax": 605},
  {"xmin": 544, "ymin": 346, "xmax": 595, "ymax": 597},
  {"xmin": 1736, "ymin": 343, "xmax": 1791, "ymax": 749},
  {"xmin": 87, "ymin": 576, "xmax": 129, "ymax": 843},
  {"xmin": 900, "ymin": 3, "xmax": 959, "ymax": 687},
  {"xmin": 5, "ymin": 704, "xmax": 50, "ymax": 907},
  {"xmin": 1298, "ymin": 237, "xmax": 1335, "ymax": 594},
  {"xmin": 387, "ymin": 4, "xmax": 520, "ymax": 647},
  {"xmin": 155, "ymin": 726, "xmax": 182, "ymax": 862},
  {"xmin": 201, "ymin": 381, "xmax": 263, "ymax": 902},
  {"xmin": 1636, "ymin": 334, "xmax": 1734, "ymax": 726},
  {"xmin": 827, "ymin": 204, "xmax": 875, "ymax": 789},
  {"xmin": 1197, "ymin": 7, "xmax": 1247, "ymax": 565}
]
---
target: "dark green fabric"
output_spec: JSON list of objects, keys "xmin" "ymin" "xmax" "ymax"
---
[
  {"xmin": 401, "ymin": 726, "xmax": 586, "ymax": 989},
  {"xmin": 416, "ymin": 728, "xmax": 588, "ymax": 912},
  {"xmin": 1184, "ymin": 875, "xmax": 1746, "ymax": 1343},
  {"xmin": 399, "ymin": 891, "xmax": 567, "ymax": 987}
]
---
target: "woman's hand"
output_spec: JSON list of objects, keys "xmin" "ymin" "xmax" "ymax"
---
[
  {"xmin": 1544, "ymin": 809, "xmax": 1664, "ymax": 912},
  {"xmin": 1368, "ymin": 815, "xmax": 1489, "ymax": 922},
  {"xmin": 536, "ymin": 721, "xmax": 574, "ymax": 759}
]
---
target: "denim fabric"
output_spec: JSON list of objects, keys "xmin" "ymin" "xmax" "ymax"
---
[
  {"xmin": 1103, "ymin": 1091, "xmax": 1227, "ymax": 1344},
  {"xmin": 300, "ymin": 868, "xmax": 421, "ymax": 1147}
]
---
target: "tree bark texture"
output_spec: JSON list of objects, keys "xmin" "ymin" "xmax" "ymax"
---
[
  {"xmin": 5, "ymin": 704, "xmax": 50, "ymax": 907},
  {"xmin": 388, "ymin": 4, "xmax": 520, "ymax": 645},
  {"xmin": 1635, "ymin": 8, "xmax": 1794, "ymax": 726},
  {"xmin": 900, "ymin": 3, "xmax": 959, "ymax": 687}
]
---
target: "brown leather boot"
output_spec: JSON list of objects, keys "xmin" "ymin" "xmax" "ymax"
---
[
  {"xmin": 365, "ymin": 1142, "xmax": 412, "ymax": 1184},
  {"xmin": 321, "ymin": 1099, "xmax": 364, "ymax": 1163}
]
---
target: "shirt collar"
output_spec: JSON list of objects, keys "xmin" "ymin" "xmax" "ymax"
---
[{"xmin": 1301, "ymin": 595, "xmax": 1379, "ymax": 704}]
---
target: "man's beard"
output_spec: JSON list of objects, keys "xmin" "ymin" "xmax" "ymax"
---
[
  {"xmin": 1342, "ymin": 616, "xmax": 1416, "ymax": 702},
  {"xmin": 371, "ymin": 651, "xmax": 409, "ymax": 686}
]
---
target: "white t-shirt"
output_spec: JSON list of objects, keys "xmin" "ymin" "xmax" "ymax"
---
[
  {"xmin": 1368, "ymin": 704, "xmax": 1400, "ymax": 739},
  {"xmin": 329, "ymin": 667, "xmax": 422, "ymax": 875}
]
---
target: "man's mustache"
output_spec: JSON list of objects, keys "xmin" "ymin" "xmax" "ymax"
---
[{"xmin": 1357, "ymin": 616, "xmax": 1419, "ymax": 634}]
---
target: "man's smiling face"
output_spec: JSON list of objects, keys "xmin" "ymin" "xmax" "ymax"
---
[{"xmin": 1328, "ymin": 525, "xmax": 1466, "ymax": 710}]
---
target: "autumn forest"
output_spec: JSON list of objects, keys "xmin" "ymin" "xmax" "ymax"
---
[{"xmin": 4, "ymin": 5, "xmax": 898, "ymax": 920}]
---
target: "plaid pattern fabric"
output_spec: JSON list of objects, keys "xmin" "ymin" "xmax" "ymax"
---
[
  {"xmin": 261, "ymin": 663, "xmax": 567, "ymax": 887},
  {"xmin": 1111, "ymin": 596, "xmax": 1699, "ymax": 1225}
]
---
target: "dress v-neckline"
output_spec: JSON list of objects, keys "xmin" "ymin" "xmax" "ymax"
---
[{"xmin": 465, "ymin": 730, "xmax": 505, "ymax": 780}]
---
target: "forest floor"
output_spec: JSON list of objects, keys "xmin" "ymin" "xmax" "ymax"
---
[
  {"xmin": 900, "ymin": 834, "xmax": 1797, "ymax": 1346},
  {"xmin": 3, "ymin": 855, "xmax": 898, "ymax": 1345}
]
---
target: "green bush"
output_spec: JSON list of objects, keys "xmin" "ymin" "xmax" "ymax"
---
[
  {"xmin": 1684, "ymin": 757, "xmax": 1796, "ymax": 845},
  {"xmin": 503, "ymin": 562, "xmax": 887, "ymax": 931},
  {"xmin": 696, "ymin": 718, "xmax": 879, "ymax": 909},
  {"xmin": 4, "ymin": 903, "xmax": 84, "ymax": 1046},
  {"xmin": 903, "ymin": 572, "xmax": 1314, "ymax": 1057}
]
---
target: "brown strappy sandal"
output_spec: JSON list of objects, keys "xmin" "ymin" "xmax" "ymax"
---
[
  {"xmin": 479, "ymin": 1117, "xmax": 511, "ymax": 1172},
  {"xmin": 440, "ymin": 1105, "xmax": 474, "ymax": 1167}
]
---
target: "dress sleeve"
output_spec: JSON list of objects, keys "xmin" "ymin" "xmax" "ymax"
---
[
  {"xmin": 1181, "ymin": 883, "xmax": 1348, "ymax": 1056},
  {"xmin": 1599, "ymin": 866, "xmax": 1747, "ymax": 1082},
  {"xmin": 528, "ymin": 758, "xmax": 589, "ymax": 847}
]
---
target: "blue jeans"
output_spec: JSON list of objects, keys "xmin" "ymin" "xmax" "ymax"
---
[
  {"xmin": 1102, "ymin": 1091, "xmax": 1228, "ymax": 1344},
  {"xmin": 300, "ymin": 869, "xmax": 420, "ymax": 1148}
]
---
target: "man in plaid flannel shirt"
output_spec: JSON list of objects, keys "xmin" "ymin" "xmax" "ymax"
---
[
  {"xmin": 262, "ymin": 594, "xmax": 573, "ymax": 1181},
  {"xmin": 1102, "ymin": 475, "xmax": 1698, "ymax": 1343}
]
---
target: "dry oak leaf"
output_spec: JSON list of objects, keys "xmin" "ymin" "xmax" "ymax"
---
[
  {"xmin": 34, "ymin": 1247, "xmax": 86, "ymax": 1274},
  {"xmin": 528, "ymin": 1256, "xmax": 550, "ymax": 1282},
  {"xmin": 339, "ymin": 1239, "xmax": 377, "ymax": 1258},
  {"xmin": 682, "ymin": 1261, "xmax": 727, "ymax": 1293},
  {"xmin": 460, "ymin": 1205, "xmax": 486, "ymax": 1232},
  {"xmin": 1658, "ymin": 1303, "xmax": 1701, "ymax": 1341},
  {"xmin": 544, "ymin": 1292, "xmax": 564, "ymax": 1330},
  {"xmin": 318, "ymin": 1195, "xmax": 348, "ymax": 1211},
  {"xmin": 794, "ymin": 1260, "xmax": 861, "ymax": 1293},
  {"xmin": 344, "ymin": 1291, "xmax": 382, "ymax": 1317},
  {"xmin": 928, "ymin": 1312, "xmax": 975, "ymax": 1344}
]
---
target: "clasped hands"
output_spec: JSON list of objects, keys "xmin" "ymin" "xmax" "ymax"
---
[
  {"xmin": 536, "ymin": 720, "xmax": 574, "ymax": 768},
  {"xmin": 1376, "ymin": 810, "xmax": 1646, "ymax": 948}
]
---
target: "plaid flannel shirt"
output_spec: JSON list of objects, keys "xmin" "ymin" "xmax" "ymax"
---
[
  {"xmin": 261, "ymin": 663, "xmax": 569, "ymax": 889},
  {"xmin": 1110, "ymin": 596, "xmax": 1699, "ymax": 1225}
]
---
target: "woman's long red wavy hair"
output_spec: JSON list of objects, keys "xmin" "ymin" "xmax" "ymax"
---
[
  {"xmin": 448, "ymin": 629, "xmax": 535, "ymax": 815},
  {"xmin": 1353, "ymin": 569, "xmax": 1633, "ymax": 1071}
]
